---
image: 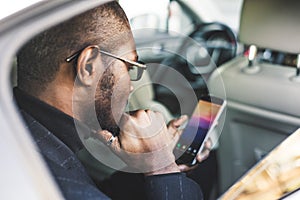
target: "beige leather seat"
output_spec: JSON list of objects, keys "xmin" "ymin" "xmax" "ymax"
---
[{"xmin": 208, "ymin": 0, "xmax": 300, "ymax": 193}]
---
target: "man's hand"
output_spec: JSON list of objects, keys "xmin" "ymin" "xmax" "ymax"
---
[
  {"xmin": 97, "ymin": 110, "xmax": 181, "ymax": 175},
  {"xmin": 167, "ymin": 116, "xmax": 212, "ymax": 172},
  {"xmin": 178, "ymin": 139, "xmax": 212, "ymax": 172}
]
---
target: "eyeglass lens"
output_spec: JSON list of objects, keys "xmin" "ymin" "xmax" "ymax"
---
[{"xmin": 129, "ymin": 66, "xmax": 144, "ymax": 81}]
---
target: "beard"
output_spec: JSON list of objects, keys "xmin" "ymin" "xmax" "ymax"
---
[{"xmin": 94, "ymin": 67, "xmax": 120, "ymax": 136}]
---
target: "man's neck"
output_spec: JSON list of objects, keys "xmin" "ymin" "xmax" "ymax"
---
[
  {"xmin": 14, "ymin": 87, "xmax": 85, "ymax": 153},
  {"xmin": 38, "ymin": 85, "xmax": 74, "ymax": 118},
  {"xmin": 37, "ymin": 65, "xmax": 76, "ymax": 118}
]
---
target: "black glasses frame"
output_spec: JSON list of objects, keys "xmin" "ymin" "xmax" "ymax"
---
[{"xmin": 65, "ymin": 47, "xmax": 147, "ymax": 81}]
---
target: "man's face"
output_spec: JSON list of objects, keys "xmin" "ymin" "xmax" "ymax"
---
[{"xmin": 94, "ymin": 39, "xmax": 136, "ymax": 135}]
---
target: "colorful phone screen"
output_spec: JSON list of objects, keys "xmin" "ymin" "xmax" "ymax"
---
[{"xmin": 174, "ymin": 98, "xmax": 222, "ymax": 165}]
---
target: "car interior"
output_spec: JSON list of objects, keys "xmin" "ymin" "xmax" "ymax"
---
[
  {"xmin": 208, "ymin": 0, "xmax": 300, "ymax": 194},
  {"xmin": 2, "ymin": 0, "xmax": 300, "ymax": 199},
  {"xmin": 125, "ymin": 0, "xmax": 300, "ymax": 198}
]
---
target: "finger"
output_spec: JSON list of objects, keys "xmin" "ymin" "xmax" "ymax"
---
[
  {"xmin": 149, "ymin": 110, "xmax": 165, "ymax": 123},
  {"xmin": 128, "ymin": 110, "xmax": 139, "ymax": 116},
  {"xmin": 173, "ymin": 115, "xmax": 188, "ymax": 128},
  {"xmin": 130, "ymin": 110, "xmax": 152, "ymax": 127},
  {"xmin": 170, "ymin": 119, "xmax": 186, "ymax": 139},
  {"xmin": 178, "ymin": 164, "xmax": 189, "ymax": 172},
  {"xmin": 173, "ymin": 129, "xmax": 181, "ymax": 140},
  {"xmin": 96, "ymin": 130, "xmax": 121, "ymax": 153},
  {"xmin": 168, "ymin": 115, "xmax": 188, "ymax": 129},
  {"xmin": 119, "ymin": 110, "xmax": 151, "ymax": 132},
  {"xmin": 196, "ymin": 149, "xmax": 210, "ymax": 163},
  {"xmin": 119, "ymin": 112, "xmax": 131, "ymax": 129},
  {"xmin": 149, "ymin": 110, "xmax": 169, "ymax": 134},
  {"xmin": 205, "ymin": 137, "xmax": 213, "ymax": 149},
  {"xmin": 178, "ymin": 164, "xmax": 198, "ymax": 172},
  {"xmin": 169, "ymin": 128, "xmax": 182, "ymax": 148},
  {"xmin": 168, "ymin": 115, "xmax": 188, "ymax": 136}
]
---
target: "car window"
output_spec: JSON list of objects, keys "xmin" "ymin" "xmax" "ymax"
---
[
  {"xmin": 120, "ymin": 0, "xmax": 196, "ymax": 35},
  {"xmin": 0, "ymin": 0, "xmax": 41, "ymax": 20},
  {"xmin": 0, "ymin": 1, "xmax": 109, "ymax": 199},
  {"xmin": 185, "ymin": 0, "xmax": 243, "ymax": 32},
  {"xmin": 119, "ymin": 0, "xmax": 169, "ymax": 30},
  {"xmin": 120, "ymin": 0, "xmax": 243, "ymax": 34}
]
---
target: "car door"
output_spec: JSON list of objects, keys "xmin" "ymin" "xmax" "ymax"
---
[{"xmin": 0, "ymin": 1, "xmax": 110, "ymax": 199}]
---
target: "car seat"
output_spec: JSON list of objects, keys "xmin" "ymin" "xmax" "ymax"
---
[{"xmin": 207, "ymin": 0, "xmax": 300, "ymax": 193}]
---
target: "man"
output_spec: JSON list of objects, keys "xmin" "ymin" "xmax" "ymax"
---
[{"xmin": 14, "ymin": 1, "xmax": 205, "ymax": 199}]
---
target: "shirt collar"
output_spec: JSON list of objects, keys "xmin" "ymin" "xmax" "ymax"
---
[{"xmin": 13, "ymin": 87, "xmax": 89, "ymax": 153}]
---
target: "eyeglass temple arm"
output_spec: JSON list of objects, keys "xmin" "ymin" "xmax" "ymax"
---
[
  {"xmin": 98, "ymin": 50, "xmax": 147, "ymax": 69},
  {"xmin": 66, "ymin": 49, "xmax": 147, "ymax": 69}
]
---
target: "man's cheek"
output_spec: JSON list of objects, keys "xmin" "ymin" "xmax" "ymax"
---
[
  {"xmin": 111, "ymin": 80, "xmax": 131, "ymax": 122},
  {"xmin": 112, "ymin": 88, "xmax": 128, "ymax": 113}
]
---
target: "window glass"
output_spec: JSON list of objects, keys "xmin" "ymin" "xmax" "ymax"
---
[
  {"xmin": 168, "ymin": 1, "xmax": 195, "ymax": 34},
  {"xmin": 120, "ymin": 0, "xmax": 243, "ymax": 34},
  {"xmin": 119, "ymin": 0, "xmax": 169, "ymax": 30},
  {"xmin": 0, "ymin": 0, "xmax": 41, "ymax": 20},
  {"xmin": 185, "ymin": 0, "xmax": 243, "ymax": 32},
  {"xmin": 120, "ymin": 0, "xmax": 194, "ymax": 35}
]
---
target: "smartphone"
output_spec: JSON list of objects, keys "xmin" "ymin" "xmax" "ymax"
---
[{"xmin": 174, "ymin": 95, "xmax": 226, "ymax": 166}]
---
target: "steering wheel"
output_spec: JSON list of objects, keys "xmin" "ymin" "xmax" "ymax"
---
[
  {"xmin": 154, "ymin": 22, "xmax": 237, "ymax": 115},
  {"xmin": 179, "ymin": 22, "xmax": 237, "ymax": 75}
]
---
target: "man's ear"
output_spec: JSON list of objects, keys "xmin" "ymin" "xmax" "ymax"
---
[{"xmin": 76, "ymin": 45, "xmax": 102, "ymax": 86}]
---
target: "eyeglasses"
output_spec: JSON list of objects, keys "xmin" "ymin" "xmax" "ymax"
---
[{"xmin": 65, "ymin": 48, "xmax": 147, "ymax": 81}]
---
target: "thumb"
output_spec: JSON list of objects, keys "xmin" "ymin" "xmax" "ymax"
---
[
  {"xmin": 168, "ymin": 115, "xmax": 188, "ymax": 134},
  {"xmin": 178, "ymin": 164, "xmax": 188, "ymax": 172},
  {"xmin": 178, "ymin": 164, "xmax": 198, "ymax": 172},
  {"xmin": 173, "ymin": 115, "xmax": 188, "ymax": 127},
  {"xmin": 168, "ymin": 115, "xmax": 188, "ymax": 131}
]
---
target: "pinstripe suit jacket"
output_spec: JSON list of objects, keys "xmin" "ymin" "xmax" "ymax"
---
[{"xmin": 15, "ymin": 88, "xmax": 203, "ymax": 200}]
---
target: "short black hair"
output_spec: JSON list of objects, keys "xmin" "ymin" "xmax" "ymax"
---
[{"xmin": 17, "ymin": 1, "xmax": 130, "ymax": 96}]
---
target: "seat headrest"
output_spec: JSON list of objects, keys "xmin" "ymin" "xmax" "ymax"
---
[{"xmin": 239, "ymin": 0, "xmax": 300, "ymax": 54}]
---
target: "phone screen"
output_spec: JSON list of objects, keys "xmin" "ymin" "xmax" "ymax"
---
[{"xmin": 174, "ymin": 96, "xmax": 224, "ymax": 165}]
